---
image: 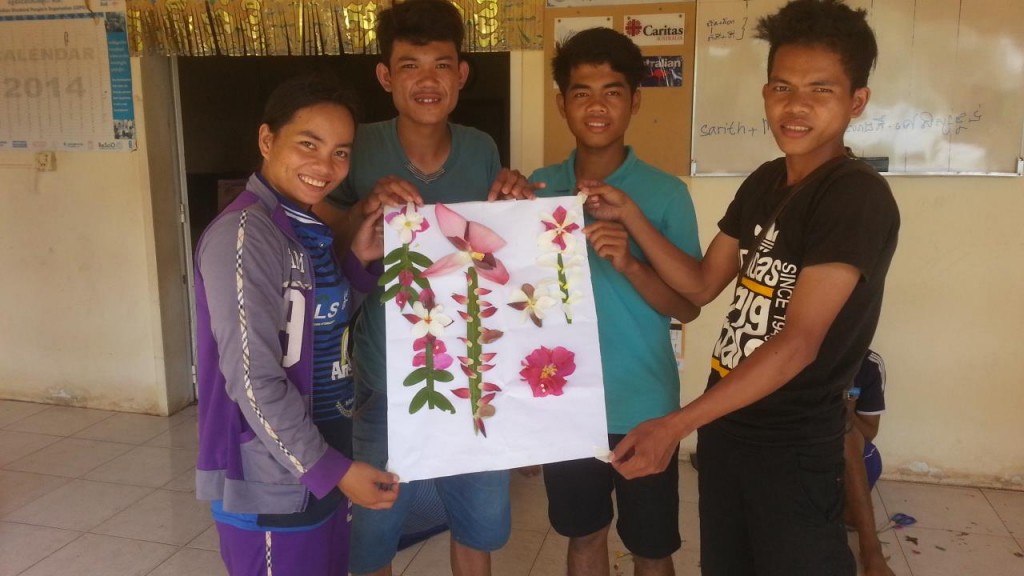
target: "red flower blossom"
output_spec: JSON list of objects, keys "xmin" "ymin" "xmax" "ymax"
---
[{"xmin": 519, "ymin": 346, "xmax": 576, "ymax": 397}]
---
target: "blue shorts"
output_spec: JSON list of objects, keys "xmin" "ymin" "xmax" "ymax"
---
[
  {"xmin": 864, "ymin": 440, "xmax": 882, "ymax": 490},
  {"xmin": 349, "ymin": 387, "xmax": 511, "ymax": 574}
]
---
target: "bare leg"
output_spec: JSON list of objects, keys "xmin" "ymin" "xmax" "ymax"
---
[
  {"xmin": 567, "ymin": 525, "xmax": 611, "ymax": 576},
  {"xmin": 633, "ymin": 555, "xmax": 675, "ymax": 576},
  {"xmin": 451, "ymin": 539, "xmax": 490, "ymax": 576}
]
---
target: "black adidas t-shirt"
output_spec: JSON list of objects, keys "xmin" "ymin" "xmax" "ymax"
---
[{"xmin": 707, "ymin": 157, "xmax": 900, "ymax": 445}]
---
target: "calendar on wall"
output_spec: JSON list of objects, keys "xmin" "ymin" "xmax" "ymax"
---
[{"xmin": 0, "ymin": 0, "xmax": 135, "ymax": 151}]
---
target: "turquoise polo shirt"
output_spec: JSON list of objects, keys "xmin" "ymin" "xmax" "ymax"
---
[{"xmin": 530, "ymin": 147, "xmax": 701, "ymax": 434}]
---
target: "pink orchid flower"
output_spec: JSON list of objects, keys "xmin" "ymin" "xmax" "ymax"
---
[
  {"xmin": 386, "ymin": 202, "xmax": 430, "ymax": 244},
  {"xmin": 539, "ymin": 205, "xmax": 581, "ymax": 252},
  {"xmin": 520, "ymin": 346, "xmax": 576, "ymax": 398},
  {"xmin": 422, "ymin": 204, "xmax": 510, "ymax": 285}
]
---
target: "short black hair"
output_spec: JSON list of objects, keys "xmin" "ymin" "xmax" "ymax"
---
[
  {"xmin": 261, "ymin": 74, "xmax": 359, "ymax": 134},
  {"xmin": 377, "ymin": 0, "xmax": 465, "ymax": 66},
  {"xmin": 552, "ymin": 27, "xmax": 645, "ymax": 94},
  {"xmin": 756, "ymin": 0, "xmax": 877, "ymax": 90}
]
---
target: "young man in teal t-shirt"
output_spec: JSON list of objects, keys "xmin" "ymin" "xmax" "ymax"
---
[
  {"xmin": 315, "ymin": 1, "xmax": 534, "ymax": 575},
  {"xmin": 530, "ymin": 27, "xmax": 701, "ymax": 576}
]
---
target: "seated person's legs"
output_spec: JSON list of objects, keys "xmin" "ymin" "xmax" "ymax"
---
[{"xmin": 863, "ymin": 440, "xmax": 882, "ymax": 490}]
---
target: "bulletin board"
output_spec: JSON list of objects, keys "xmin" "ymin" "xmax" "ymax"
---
[
  {"xmin": 691, "ymin": 0, "xmax": 1024, "ymax": 176},
  {"xmin": 543, "ymin": 2, "xmax": 697, "ymax": 176}
]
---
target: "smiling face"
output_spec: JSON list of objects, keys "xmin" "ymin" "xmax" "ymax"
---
[
  {"xmin": 376, "ymin": 40, "xmax": 468, "ymax": 128},
  {"xmin": 763, "ymin": 43, "xmax": 869, "ymax": 178},
  {"xmin": 557, "ymin": 63, "xmax": 640, "ymax": 155},
  {"xmin": 258, "ymin": 102, "xmax": 354, "ymax": 210}
]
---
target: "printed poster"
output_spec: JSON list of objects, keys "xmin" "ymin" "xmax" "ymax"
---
[
  {"xmin": 0, "ymin": 0, "xmax": 136, "ymax": 151},
  {"xmin": 553, "ymin": 16, "xmax": 613, "ymax": 47},
  {"xmin": 382, "ymin": 197, "xmax": 609, "ymax": 481},
  {"xmin": 624, "ymin": 13, "xmax": 685, "ymax": 47},
  {"xmin": 642, "ymin": 55, "xmax": 684, "ymax": 87}
]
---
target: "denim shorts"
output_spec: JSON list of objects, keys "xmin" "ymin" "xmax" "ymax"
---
[{"xmin": 349, "ymin": 387, "xmax": 511, "ymax": 574}]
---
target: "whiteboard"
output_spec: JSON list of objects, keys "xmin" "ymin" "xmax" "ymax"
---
[{"xmin": 691, "ymin": 0, "xmax": 1024, "ymax": 175}]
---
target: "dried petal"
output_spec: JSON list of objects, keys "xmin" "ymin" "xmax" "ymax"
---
[{"xmin": 479, "ymin": 329, "xmax": 504, "ymax": 344}]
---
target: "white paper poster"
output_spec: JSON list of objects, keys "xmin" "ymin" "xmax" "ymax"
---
[
  {"xmin": 553, "ymin": 16, "xmax": 613, "ymax": 47},
  {"xmin": 382, "ymin": 197, "xmax": 608, "ymax": 481}
]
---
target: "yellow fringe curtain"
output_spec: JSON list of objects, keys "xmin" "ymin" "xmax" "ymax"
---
[{"xmin": 125, "ymin": 0, "xmax": 543, "ymax": 56}]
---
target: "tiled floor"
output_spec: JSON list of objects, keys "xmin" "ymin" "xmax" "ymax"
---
[{"xmin": 1, "ymin": 399, "xmax": 1022, "ymax": 575}]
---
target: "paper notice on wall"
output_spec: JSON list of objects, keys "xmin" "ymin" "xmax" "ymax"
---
[
  {"xmin": 624, "ymin": 13, "xmax": 685, "ymax": 47},
  {"xmin": 0, "ymin": 0, "xmax": 135, "ymax": 151}
]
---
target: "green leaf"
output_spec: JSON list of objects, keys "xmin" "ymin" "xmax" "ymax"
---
[
  {"xmin": 432, "ymin": 392, "xmax": 456, "ymax": 414},
  {"xmin": 403, "ymin": 367, "xmax": 429, "ymax": 387},
  {"xmin": 408, "ymin": 251, "xmax": 434, "ymax": 268},
  {"xmin": 409, "ymin": 388, "xmax": 430, "ymax": 414},
  {"xmin": 432, "ymin": 370, "xmax": 454, "ymax": 383},
  {"xmin": 382, "ymin": 249, "xmax": 404, "ymax": 265},
  {"xmin": 378, "ymin": 264, "xmax": 403, "ymax": 286},
  {"xmin": 379, "ymin": 284, "xmax": 401, "ymax": 303},
  {"xmin": 413, "ymin": 275, "xmax": 430, "ymax": 290}
]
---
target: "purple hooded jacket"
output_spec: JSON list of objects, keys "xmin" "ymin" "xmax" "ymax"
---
[{"xmin": 193, "ymin": 174, "xmax": 373, "ymax": 514}]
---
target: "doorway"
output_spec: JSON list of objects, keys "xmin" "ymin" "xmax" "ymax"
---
[{"xmin": 175, "ymin": 53, "xmax": 511, "ymax": 250}]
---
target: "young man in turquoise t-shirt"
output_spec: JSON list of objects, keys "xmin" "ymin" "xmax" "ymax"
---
[
  {"xmin": 530, "ymin": 27, "xmax": 701, "ymax": 576},
  {"xmin": 315, "ymin": 1, "xmax": 534, "ymax": 575}
]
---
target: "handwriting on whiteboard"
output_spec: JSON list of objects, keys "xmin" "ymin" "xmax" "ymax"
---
[
  {"xmin": 704, "ymin": 16, "xmax": 747, "ymax": 42},
  {"xmin": 698, "ymin": 106, "xmax": 985, "ymax": 138}
]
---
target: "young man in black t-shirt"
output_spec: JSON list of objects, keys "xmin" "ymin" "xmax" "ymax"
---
[{"xmin": 579, "ymin": 1, "xmax": 900, "ymax": 575}]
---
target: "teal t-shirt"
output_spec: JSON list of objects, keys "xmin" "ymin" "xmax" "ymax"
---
[
  {"xmin": 327, "ymin": 118, "xmax": 501, "ymax": 393},
  {"xmin": 530, "ymin": 147, "xmax": 701, "ymax": 434}
]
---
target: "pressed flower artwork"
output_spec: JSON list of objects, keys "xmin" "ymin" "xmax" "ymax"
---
[{"xmin": 382, "ymin": 197, "xmax": 607, "ymax": 482}]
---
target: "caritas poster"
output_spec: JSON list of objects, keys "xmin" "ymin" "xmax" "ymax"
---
[{"xmin": 381, "ymin": 196, "xmax": 609, "ymax": 481}]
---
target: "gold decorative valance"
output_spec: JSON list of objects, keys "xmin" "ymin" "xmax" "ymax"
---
[{"xmin": 125, "ymin": 0, "xmax": 543, "ymax": 56}]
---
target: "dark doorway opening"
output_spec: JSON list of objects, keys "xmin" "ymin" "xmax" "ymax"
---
[{"xmin": 176, "ymin": 53, "xmax": 511, "ymax": 248}]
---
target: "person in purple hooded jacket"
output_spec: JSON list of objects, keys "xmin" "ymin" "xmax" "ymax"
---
[{"xmin": 192, "ymin": 74, "xmax": 399, "ymax": 576}]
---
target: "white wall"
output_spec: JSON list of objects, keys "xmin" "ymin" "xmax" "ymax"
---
[
  {"xmin": 512, "ymin": 51, "xmax": 1024, "ymax": 490},
  {"xmin": 0, "ymin": 57, "xmax": 191, "ymax": 415}
]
